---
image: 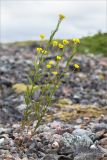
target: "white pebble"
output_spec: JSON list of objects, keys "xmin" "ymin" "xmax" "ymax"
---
[
  {"xmin": 90, "ymin": 144, "xmax": 96, "ymax": 149},
  {"xmin": 0, "ymin": 138, "xmax": 5, "ymax": 145},
  {"xmin": 52, "ymin": 141, "xmax": 59, "ymax": 149}
]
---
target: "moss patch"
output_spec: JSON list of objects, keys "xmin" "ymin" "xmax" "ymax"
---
[
  {"xmin": 12, "ymin": 83, "xmax": 39, "ymax": 93},
  {"xmin": 46, "ymin": 104, "xmax": 107, "ymax": 122}
]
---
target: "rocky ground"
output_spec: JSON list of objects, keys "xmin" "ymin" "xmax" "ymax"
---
[{"xmin": 0, "ymin": 43, "xmax": 107, "ymax": 160}]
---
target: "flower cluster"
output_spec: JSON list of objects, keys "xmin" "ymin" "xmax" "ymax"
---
[
  {"xmin": 63, "ymin": 39, "xmax": 69, "ymax": 45},
  {"xmin": 36, "ymin": 48, "xmax": 42, "ymax": 53},
  {"xmin": 52, "ymin": 38, "xmax": 80, "ymax": 49},
  {"xmin": 46, "ymin": 60, "xmax": 54, "ymax": 69},
  {"xmin": 72, "ymin": 38, "xmax": 80, "ymax": 44},
  {"xmin": 58, "ymin": 43, "xmax": 64, "ymax": 49},
  {"xmin": 36, "ymin": 47, "xmax": 47, "ymax": 54}
]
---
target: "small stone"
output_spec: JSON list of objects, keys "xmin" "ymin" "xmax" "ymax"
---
[
  {"xmin": 4, "ymin": 154, "xmax": 13, "ymax": 158},
  {"xmin": 17, "ymin": 104, "xmax": 26, "ymax": 111},
  {"xmin": 50, "ymin": 121, "xmax": 61, "ymax": 129},
  {"xmin": 59, "ymin": 156, "xmax": 72, "ymax": 160},
  {"xmin": 100, "ymin": 138, "xmax": 107, "ymax": 145},
  {"xmin": 15, "ymin": 157, "xmax": 21, "ymax": 160},
  {"xmin": 104, "ymin": 133, "xmax": 107, "ymax": 137},
  {"xmin": 10, "ymin": 147, "xmax": 17, "ymax": 153},
  {"xmin": 76, "ymin": 118, "xmax": 83, "ymax": 124},
  {"xmin": 52, "ymin": 141, "xmax": 59, "ymax": 149},
  {"xmin": 95, "ymin": 130, "xmax": 105, "ymax": 139},
  {"xmin": 73, "ymin": 94, "xmax": 81, "ymax": 103},
  {"xmin": 12, "ymin": 124, "xmax": 20, "ymax": 129},
  {"xmin": 22, "ymin": 158, "xmax": 28, "ymax": 160},
  {"xmin": 37, "ymin": 142, "xmax": 43, "ymax": 149},
  {"xmin": 92, "ymin": 123, "xmax": 107, "ymax": 132},
  {"xmin": 0, "ymin": 138, "xmax": 5, "ymax": 145},
  {"xmin": 0, "ymin": 133, "xmax": 8, "ymax": 139},
  {"xmin": 36, "ymin": 124, "xmax": 50, "ymax": 133},
  {"xmin": 74, "ymin": 125, "xmax": 81, "ymax": 129},
  {"xmin": 90, "ymin": 144, "xmax": 96, "ymax": 149},
  {"xmin": 9, "ymin": 139, "xmax": 15, "ymax": 146},
  {"xmin": 77, "ymin": 73, "xmax": 87, "ymax": 80},
  {"xmin": 43, "ymin": 154, "xmax": 58, "ymax": 160},
  {"xmin": 29, "ymin": 141, "xmax": 37, "ymax": 150},
  {"xmin": 0, "ymin": 128, "xmax": 5, "ymax": 134},
  {"xmin": 51, "ymin": 134, "xmax": 61, "ymax": 143},
  {"xmin": 72, "ymin": 129, "xmax": 93, "ymax": 137}
]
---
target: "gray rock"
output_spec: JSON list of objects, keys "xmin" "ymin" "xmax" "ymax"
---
[
  {"xmin": 58, "ymin": 131, "xmax": 94, "ymax": 156},
  {"xmin": 42, "ymin": 154, "xmax": 58, "ymax": 160},
  {"xmin": 0, "ymin": 128, "xmax": 5, "ymax": 134},
  {"xmin": 92, "ymin": 123, "xmax": 107, "ymax": 132},
  {"xmin": 72, "ymin": 129, "xmax": 92, "ymax": 137},
  {"xmin": 58, "ymin": 155, "xmax": 73, "ymax": 160},
  {"xmin": 74, "ymin": 145, "xmax": 105, "ymax": 160},
  {"xmin": 29, "ymin": 141, "xmax": 37, "ymax": 150},
  {"xmin": 63, "ymin": 131, "xmax": 93, "ymax": 148}
]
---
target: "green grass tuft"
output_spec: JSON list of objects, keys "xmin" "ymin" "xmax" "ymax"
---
[{"xmin": 77, "ymin": 32, "xmax": 107, "ymax": 56}]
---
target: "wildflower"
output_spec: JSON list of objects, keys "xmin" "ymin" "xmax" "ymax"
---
[
  {"xmin": 36, "ymin": 47, "xmax": 43, "ymax": 53},
  {"xmin": 52, "ymin": 71, "xmax": 58, "ymax": 75},
  {"xmin": 58, "ymin": 43, "xmax": 64, "ymax": 49},
  {"xmin": 40, "ymin": 34, "xmax": 45, "ymax": 40},
  {"xmin": 72, "ymin": 38, "xmax": 80, "ymax": 44},
  {"xmin": 56, "ymin": 56, "xmax": 61, "ymax": 61},
  {"xmin": 52, "ymin": 41, "xmax": 58, "ymax": 47},
  {"xmin": 49, "ymin": 61, "xmax": 54, "ymax": 65},
  {"xmin": 59, "ymin": 14, "xmax": 65, "ymax": 21},
  {"xmin": 42, "ymin": 50, "xmax": 47, "ymax": 54},
  {"xmin": 74, "ymin": 64, "xmax": 80, "ymax": 69},
  {"xmin": 46, "ymin": 64, "xmax": 52, "ymax": 69},
  {"xmin": 63, "ymin": 39, "xmax": 69, "ymax": 45}
]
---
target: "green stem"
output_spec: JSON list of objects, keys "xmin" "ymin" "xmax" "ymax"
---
[
  {"xmin": 66, "ymin": 44, "xmax": 77, "ymax": 67},
  {"xmin": 46, "ymin": 19, "xmax": 61, "ymax": 50}
]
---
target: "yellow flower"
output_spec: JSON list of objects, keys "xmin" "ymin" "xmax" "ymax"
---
[
  {"xmin": 58, "ymin": 43, "xmax": 64, "ymax": 49},
  {"xmin": 42, "ymin": 50, "xmax": 47, "ymax": 54},
  {"xmin": 40, "ymin": 34, "xmax": 45, "ymax": 40},
  {"xmin": 59, "ymin": 14, "xmax": 65, "ymax": 20},
  {"xmin": 63, "ymin": 39, "xmax": 69, "ymax": 45},
  {"xmin": 52, "ymin": 41, "xmax": 58, "ymax": 47},
  {"xmin": 46, "ymin": 64, "xmax": 52, "ymax": 69},
  {"xmin": 49, "ymin": 61, "xmax": 54, "ymax": 65},
  {"xmin": 36, "ymin": 47, "xmax": 43, "ymax": 53},
  {"xmin": 72, "ymin": 38, "xmax": 80, "ymax": 44},
  {"xmin": 56, "ymin": 56, "xmax": 61, "ymax": 61},
  {"xmin": 52, "ymin": 71, "xmax": 58, "ymax": 75},
  {"xmin": 74, "ymin": 64, "xmax": 80, "ymax": 69}
]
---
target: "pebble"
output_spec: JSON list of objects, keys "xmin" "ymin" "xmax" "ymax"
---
[
  {"xmin": 22, "ymin": 157, "xmax": 29, "ymax": 160},
  {"xmin": 52, "ymin": 141, "xmax": 59, "ymax": 149},
  {"xmin": 42, "ymin": 154, "xmax": 58, "ymax": 160},
  {"xmin": 100, "ymin": 138, "xmax": 107, "ymax": 145},
  {"xmin": 90, "ymin": 144, "xmax": 97, "ymax": 149}
]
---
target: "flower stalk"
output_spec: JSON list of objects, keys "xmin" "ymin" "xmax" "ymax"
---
[{"xmin": 22, "ymin": 14, "xmax": 80, "ymax": 133}]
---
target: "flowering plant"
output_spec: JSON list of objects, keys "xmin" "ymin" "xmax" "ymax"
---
[{"xmin": 22, "ymin": 14, "xmax": 80, "ymax": 133}]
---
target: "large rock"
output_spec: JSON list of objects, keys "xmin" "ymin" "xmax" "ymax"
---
[{"xmin": 58, "ymin": 129, "xmax": 105, "ymax": 160}]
